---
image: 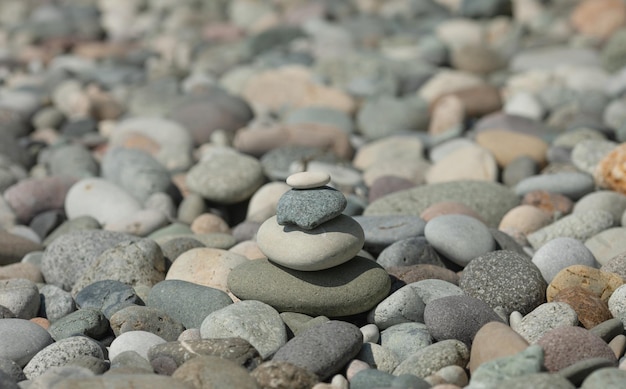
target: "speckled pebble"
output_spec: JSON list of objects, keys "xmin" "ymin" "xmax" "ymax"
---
[
  {"xmin": 532, "ymin": 237, "xmax": 598, "ymax": 283},
  {"xmin": 527, "ymin": 210, "xmax": 614, "ymax": 249}
]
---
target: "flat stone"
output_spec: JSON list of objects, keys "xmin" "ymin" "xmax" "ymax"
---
[
  {"xmin": 272, "ymin": 320, "xmax": 363, "ymax": 380},
  {"xmin": 276, "ymin": 187, "xmax": 347, "ymax": 230},
  {"xmin": 424, "ymin": 214, "xmax": 496, "ymax": 267},
  {"xmin": 460, "ymin": 250, "xmax": 547, "ymax": 316},
  {"xmin": 393, "ymin": 339, "xmax": 470, "ymax": 378},
  {"xmin": 426, "ymin": 144, "xmax": 498, "ymax": 184},
  {"xmin": 0, "ymin": 319, "xmax": 54, "ymax": 367},
  {"xmin": 228, "ymin": 257, "xmax": 390, "ymax": 317},
  {"xmin": 48, "ymin": 308, "xmax": 109, "ymax": 341},
  {"xmin": 425, "ymin": 295, "xmax": 504, "ymax": 347},
  {"xmin": 186, "ymin": 150, "xmax": 264, "ymax": 204},
  {"xmin": 364, "ymin": 180, "xmax": 519, "ymax": 228},
  {"xmin": 537, "ymin": 326, "xmax": 617, "ymax": 372},
  {"xmin": 172, "ymin": 355, "xmax": 259, "ymax": 389},
  {"xmin": 257, "ymin": 215, "xmax": 364, "ymax": 271},
  {"xmin": 147, "ymin": 337, "xmax": 262, "ymax": 372},
  {"xmin": 200, "ymin": 300, "xmax": 287, "ymax": 359},
  {"xmin": 286, "ymin": 171, "xmax": 330, "ymax": 189},
  {"xmin": 367, "ymin": 284, "xmax": 426, "ymax": 330},
  {"xmin": 146, "ymin": 280, "xmax": 233, "ymax": 330},
  {"xmin": 23, "ymin": 336, "xmax": 104, "ymax": 380},
  {"xmin": 532, "ymin": 237, "xmax": 598, "ymax": 283},
  {"xmin": 514, "ymin": 172, "xmax": 595, "ymax": 200},
  {"xmin": 74, "ymin": 280, "xmax": 142, "ymax": 319},
  {"xmin": 527, "ymin": 210, "xmax": 614, "ymax": 250},
  {"xmin": 110, "ymin": 305, "xmax": 184, "ymax": 341},
  {"xmin": 353, "ymin": 215, "xmax": 426, "ymax": 255}
]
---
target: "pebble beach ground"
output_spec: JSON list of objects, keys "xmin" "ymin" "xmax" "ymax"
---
[{"xmin": 4, "ymin": 0, "xmax": 626, "ymax": 388}]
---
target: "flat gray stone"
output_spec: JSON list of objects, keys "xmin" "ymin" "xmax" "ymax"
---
[
  {"xmin": 459, "ymin": 250, "xmax": 547, "ymax": 316},
  {"xmin": 0, "ymin": 319, "xmax": 54, "ymax": 367},
  {"xmin": 0, "ymin": 279, "xmax": 40, "ymax": 319},
  {"xmin": 110, "ymin": 305, "xmax": 184, "ymax": 341},
  {"xmin": 532, "ymin": 237, "xmax": 598, "ymax": 283},
  {"xmin": 276, "ymin": 187, "xmax": 347, "ymax": 230},
  {"xmin": 39, "ymin": 284, "xmax": 75, "ymax": 323},
  {"xmin": 376, "ymin": 236, "xmax": 445, "ymax": 268},
  {"xmin": 228, "ymin": 257, "xmax": 390, "ymax": 317},
  {"xmin": 380, "ymin": 322, "xmax": 432, "ymax": 362},
  {"xmin": 272, "ymin": 320, "xmax": 363, "ymax": 380},
  {"xmin": 512, "ymin": 302, "xmax": 579, "ymax": 344},
  {"xmin": 200, "ymin": 300, "xmax": 287, "ymax": 359},
  {"xmin": 393, "ymin": 339, "xmax": 470, "ymax": 378},
  {"xmin": 527, "ymin": 210, "xmax": 614, "ymax": 250},
  {"xmin": 353, "ymin": 215, "xmax": 426, "ymax": 255},
  {"xmin": 424, "ymin": 214, "xmax": 496, "ymax": 267},
  {"xmin": 367, "ymin": 284, "xmax": 426, "ymax": 330},
  {"xmin": 514, "ymin": 172, "xmax": 595, "ymax": 200},
  {"xmin": 364, "ymin": 180, "xmax": 518, "ymax": 228},
  {"xmin": 23, "ymin": 336, "xmax": 104, "ymax": 380},
  {"xmin": 48, "ymin": 308, "xmax": 109, "ymax": 341},
  {"xmin": 147, "ymin": 279, "xmax": 233, "ymax": 330},
  {"xmin": 74, "ymin": 280, "xmax": 143, "ymax": 319}
]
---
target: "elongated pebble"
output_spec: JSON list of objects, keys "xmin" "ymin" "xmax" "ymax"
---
[{"xmin": 286, "ymin": 171, "xmax": 331, "ymax": 189}]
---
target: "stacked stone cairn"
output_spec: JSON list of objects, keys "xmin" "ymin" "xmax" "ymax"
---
[{"xmin": 228, "ymin": 171, "xmax": 391, "ymax": 317}]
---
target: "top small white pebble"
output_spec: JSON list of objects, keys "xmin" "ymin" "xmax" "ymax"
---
[{"xmin": 286, "ymin": 171, "xmax": 331, "ymax": 189}]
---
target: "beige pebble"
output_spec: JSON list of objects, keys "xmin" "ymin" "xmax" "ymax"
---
[
  {"xmin": 547, "ymin": 265, "xmax": 624, "ymax": 303},
  {"xmin": 469, "ymin": 321, "xmax": 529, "ymax": 373},
  {"xmin": 475, "ymin": 129, "xmax": 548, "ymax": 168},
  {"xmin": 428, "ymin": 94, "xmax": 464, "ymax": 136},
  {"xmin": 0, "ymin": 262, "xmax": 43, "ymax": 283},
  {"xmin": 499, "ymin": 205, "xmax": 552, "ymax": 236},
  {"xmin": 609, "ymin": 334, "xmax": 626, "ymax": 359},
  {"xmin": 190, "ymin": 213, "xmax": 231, "ymax": 234},
  {"xmin": 426, "ymin": 144, "xmax": 497, "ymax": 184},
  {"xmin": 345, "ymin": 359, "xmax": 370, "ymax": 380},
  {"xmin": 286, "ymin": 171, "xmax": 330, "ymax": 189},
  {"xmin": 228, "ymin": 240, "xmax": 266, "ymax": 260},
  {"xmin": 246, "ymin": 182, "xmax": 291, "ymax": 223}
]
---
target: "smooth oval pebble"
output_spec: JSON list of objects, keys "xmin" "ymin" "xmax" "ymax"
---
[
  {"xmin": 514, "ymin": 172, "xmax": 595, "ymax": 200},
  {"xmin": 23, "ymin": 336, "xmax": 104, "ymax": 380},
  {"xmin": 532, "ymin": 237, "xmax": 598, "ymax": 283},
  {"xmin": 108, "ymin": 330, "xmax": 166, "ymax": 361},
  {"xmin": 257, "ymin": 215, "xmax": 364, "ymax": 271},
  {"xmin": 460, "ymin": 250, "xmax": 547, "ymax": 316},
  {"xmin": 228, "ymin": 257, "xmax": 390, "ymax": 317},
  {"xmin": 200, "ymin": 300, "xmax": 287, "ymax": 359},
  {"xmin": 468, "ymin": 321, "xmax": 529, "ymax": 373},
  {"xmin": 276, "ymin": 186, "xmax": 347, "ymax": 230},
  {"xmin": 553, "ymin": 286, "xmax": 612, "ymax": 329},
  {"xmin": 353, "ymin": 215, "xmax": 426, "ymax": 255},
  {"xmin": 0, "ymin": 319, "xmax": 54, "ymax": 367},
  {"xmin": 537, "ymin": 326, "xmax": 617, "ymax": 372},
  {"xmin": 147, "ymin": 279, "xmax": 233, "ymax": 330},
  {"xmin": 608, "ymin": 284, "xmax": 626, "ymax": 328},
  {"xmin": 424, "ymin": 214, "xmax": 495, "ymax": 267},
  {"xmin": 367, "ymin": 284, "xmax": 426, "ymax": 330},
  {"xmin": 286, "ymin": 171, "xmax": 331, "ymax": 189},
  {"xmin": 527, "ymin": 210, "xmax": 615, "ymax": 250},
  {"xmin": 573, "ymin": 190, "xmax": 626, "ymax": 225},
  {"xmin": 48, "ymin": 308, "xmax": 109, "ymax": 341},
  {"xmin": 272, "ymin": 320, "xmax": 363, "ymax": 381},
  {"xmin": 3, "ymin": 176, "xmax": 76, "ymax": 223},
  {"xmin": 74, "ymin": 280, "xmax": 142, "ymax": 319}
]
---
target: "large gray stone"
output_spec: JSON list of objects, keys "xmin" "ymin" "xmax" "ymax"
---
[{"xmin": 0, "ymin": 319, "xmax": 54, "ymax": 367}]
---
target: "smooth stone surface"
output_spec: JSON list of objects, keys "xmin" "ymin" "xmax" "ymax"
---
[
  {"xmin": 469, "ymin": 321, "xmax": 530, "ymax": 374},
  {"xmin": 376, "ymin": 237, "xmax": 445, "ymax": 268},
  {"xmin": 272, "ymin": 320, "xmax": 363, "ymax": 380},
  {"xmin": 276, "ymin": 186, "xmax": 346, "ymax": 230},
  {"xmin": 286, "ymin": 171, "xmax": 331, "ymax": 189},
  {"xmin": 527, "ymin": 210, "xmax": 614, "ymax": 250},
  {"xmin": 425, "ymin": 144, "xmax": 498, "ymax": 184},
  {"xmin": 581, "ymin": 367, "xmax": 626, "ymax": 388},
  {"xmin": 537, "ymin": 326, "xmax": 617, "ymax": 372},
  {"xmin": 0, "ymin": 319, "xmax": 54, "ymax": 367},
  {"xmin": 352, "ymin": 215, "xmax": 426, "ymax": 255},
  {"xmin": 257, "ymin": 215, "xmax": 364, "ymax": 271},
  {"xmin": 48, "ymin": 308, "xmax": 109, "ymax": 341},
  {"xmin": 380, "ymin": 323, "xmax": 433, "ymax": 362},
  {"xmin": 573, "ymin": 190, "xmax": 626, "ymax": 225},
  {"xmin": 110, "ymin": 305, "xmax": 184, "ymax": 341},
  {"xmin": 424, "ymin": 214, "xmax": 496, "ymax": 267},
  {"xmin": 469, "ymin": 345, "xmax": 544, "ymax": 388},
  {"xmin": 355, "ymin": 342, "xmax": 400, "ymax": 374},
  {"xmin": 64, "ymin": 178, "xmax": 142, "ymax": 227},
  {"xmin": 71, "ymin": 239, "xmax": 166, "ymax": 296},
  {"xmin": 74, "ymin": 280, "xmax": 142, "ymax": 319},
  {"xmin": 393, "ymin": 339, "xmax": 470, "ymax": 378},
  {"xmin": 186, "ymin": 150, "xmax": 265, "ymax": 204},
  {"xmin": 228, "ymin": 257, "xmax": 390, "ymax": 317},
  {"xmin": 424, "ymin": 295, "xmax": 504, "ymax": 347},
  {"xmin": 514, "ymin": 172, "xmax": 595, "ymax": 200},
  {"xmin": 200, "ymin": 300, "xmax": 287, "ymax": 359},
  {"xmin": 172, "ymin": 355, "xmax": 259, "ymax": 389},
  {"xmin": 460, "ymin": 250, "xmax": 547, "ymax": 316},
  {"xmin": 147, "ymin": 280, "xmax": 233, "ymax": 330},
  {"xmin": 585, "ymin": 228, "xmax": 626, "ymax": 266},
  {"xmin": 0, "ymin": 278, "xmax": 40, "ymax": 319},
  {"xmin": 108, "ymin": 330, "xmax": 166, "ymax": 361},
  {"xmin": 532, "ymin": 237, "xmax": 598, "ymax": 283},
  {"xmin": 364, "ymin": 180, "xmax": 519, "ymax": 228},
  {"xmin": 0, "ymin": 231, "xmax": 42, "ymax": 265},
  {"xmin": 23, "ymin": 336, "xmax": 104, "ymax": 379},
  {"xmin": 367, "ymin": 284, "xmax": 426, "ymax": 330},
  {"xmin": 3, "ymin": 176, "xmax": 76, "ymax": 224}
]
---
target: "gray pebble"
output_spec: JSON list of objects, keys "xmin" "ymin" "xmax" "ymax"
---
[
  {"xmin": 46, "ymin": 143, "xmax": 99, "ymax": 179},
  {"xmin": 356, "ymin": 342, "xmax": 399, "ymax": 374},
  {"xmin": 581, "ymin": 366, "xmax": 626, "ymax": 389},
  {"xmin": 469, "ymin": 344, "xmax": 544, "ymax": 388},
  {"xmin": 353, "ymin": 215, "xmax": 426, "ymax": 255},
  {"xmin": 380, "ymin": 322, "xmax": 432, "ymax": 362},
  {"xmin": 48, "ymin": 308, "xmax": 109, "ymax": 341},
  {"xmin": 393, "ymin": 339, "xmax": 470, "ymax": 378},
  {"xmin": 28, "ymin": 365, "xmax": 95, "ymax": 389},
  {"xmin": 42, "ymin": 216, "xmax": 101, "ymax": 247},
  {"xmin": 513, "ymin": 302, "xmax": 578, "ymax": 344},
  {"xmin": 367, "ymin": 284, "xmax": 426, "ymax": 330},
  {"xmin": 514, "ymin": 172, "xmax": 595, "ymax": 200},
  {"xmin": 74, "ymin": 280, "xmax": 142, "ymax": 319},
  {"xmin": 585, "ymin": 227, "xmax": 626, "ymax": 266},
  {"xmin": 0, "ymin": 279, "xmax": 40, "ymax": 319},
  {"xmin": 573, "ymin": 190, "xmax": 626, "ymax": 225},
  {"xmin": 532, "ymin": 237, "xmax": 598, "ymax": 283},
  {"xmin": 501, "ymin": 372, "xmax": 575, "ymax": 389},
  {"xmin": 280, "ymin": 312, "xmax": 329, "ymax": 337},
  {"xmin": 571, "ymin": 140, "xmax": 618, "ymax": 175},
  {"xmin": 503, "ymin": 156, "xmax": 539, "ymax": 187},
  {"xmin": 276, "ymin": 187, "xmax": 346, "ymax": 230},
  {"xmin": 460, "ymin": 250, "xmax": 547, "ymax": 316},
  {"xmin": 351, "ymin": 369, "xmax": 430, "ymax": 389},
  {"xmin": 65, "ymin": 355, "xmax": 109, "ymax": 375},
  {"xmin": 527, "ymin": 210, "xmax": 614, "ymax": 249},
  {"xmin": 38, "ymin": 284, "xmax": 76, "ymax": 322},
  {"xmin": 376, "ymin": 236, "xmax": 445, "ymax": 268},
  {"xmin": 109, "ymin": 305, "xmax": 184, "ymax": 341},
  {"xmin": 559, "ymin": 358, "xmax": 618, "ymax": 387},
  {"xmin": 172, "ymin": 355, "xmax": 259, "ymax": 389},
  {"xmin": 200, "ymin": 300, "xmax": 286, "ymax": 359},
  {"xmin": 109, "ymin": 350, "xmax": 154, "ymax": 373},
  {"xmin": 272, "ymin": 320, "xmax": 363, "ymax": 380},
  {"xmin": 23, "ymin": 336, "xmax": 104, "ymax": 380},
  {"xmin": 589, "ymin": 318, "xmax": 624, "ymax": 342},
  {"xmin": 147, "ymin": 279, "xmax": 233, "ymax": 330},
  {"xmin": 0, "ymin": 358, "xmax": 24, "ymax": 382},
  {"xmin": 0, "ymin": 319, "xmax": 54, "ymax": 367}
]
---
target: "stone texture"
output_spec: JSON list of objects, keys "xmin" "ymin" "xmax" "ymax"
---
[
  {"xmin": 109, "ymin": 305, "xmax": 184, "ymax": 341},
  {"xmin": 469, "ymin": 321, "xmax": 530, "ymax": 374},
  {"xmin": 552, "ymin": 286, "xmax": 612, "ymax": 329},
  {"xmin": 547, "ymin": 265, "xmax": 624, "ymax": 303},
  {"xmin": 276, "ymin": 187, "xmax": 347, "ymax": 230},
  {"xmin": 251, "ymin": 361, "xmax": 319, "ymax": 389},
  {"xmin": 393, "ymin": 339, "xmax": 470, "ymax": 378},
  {"xmin": 172, "ymin": 355, "xmax": 260, "ymax": 389}
]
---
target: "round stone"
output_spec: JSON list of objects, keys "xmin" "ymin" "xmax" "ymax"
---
[
  {"xmin": 286, "ymin": 171, "xmax": 331, "ymax": 189},
  {"xmin": 532, "ymin": 237, "xmax": 598, "ymax": 283},
  {"xmin": 257, "ymin": 215, "xmax": 364, "ymax": 271}
]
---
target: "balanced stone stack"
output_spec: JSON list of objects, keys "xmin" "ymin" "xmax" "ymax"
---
[{"xmin": 228, "ymin": 171, "xmax": 391, "ymax": 317}]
